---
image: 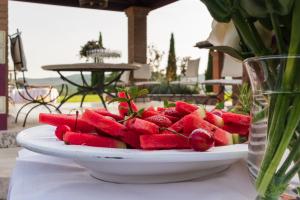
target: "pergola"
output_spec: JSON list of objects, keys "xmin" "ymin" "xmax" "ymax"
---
[{"xmin": 0, "ymin": 0, "xmax": 177, "ymax": 130}]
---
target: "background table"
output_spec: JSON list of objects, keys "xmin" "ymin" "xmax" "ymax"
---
[
  {"xmin": 42, "ymin": 63, "xmax": 141, "ymax": 109},
  {"xmin": 8, "ymin": 149, "xmax": 256, "ymax": 200}
]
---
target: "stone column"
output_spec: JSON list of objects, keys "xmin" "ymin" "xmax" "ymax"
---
[
  {"xmin": 0, "ymin": 0, "xmax": 8, "ymax": 130},
  {"xmin": 210, "ymin": 50, "xmax": 224, "ymax": 101},
  {"xmin": 125, "ymin": 7, "xmax": 149, "ymax": 82}
]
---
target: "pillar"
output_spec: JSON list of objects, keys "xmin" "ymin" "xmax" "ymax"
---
[
  {"xmin": 210, "ymin": 50, "xmax": 224, "ymax": 101},
  {"xmin": 0, "ymin": 0, "xmax": 8, "ymax": 130},
  {"xmin": 125, "ymin": 6, "xmax": 149, "ymax": 64}
]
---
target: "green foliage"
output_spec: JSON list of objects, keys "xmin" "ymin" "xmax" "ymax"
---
[
  {"xmin": 98, "ymin": 32, "xmax": 104, "ymax": 49},
  {"xmin": 229, "ymin": 83, "xmax": 252, "ymax": 115},
  {"xmin": 166, "ymin": 33, "xmax": 177, "ymax": 81},
  {"xmin": 79, "ymin": 40, "xmax": 100, "ymax": 58},
  {"xmin": 145, "ymin": 82, "xmax": 199, "ymax": 95},
  {"xmin": 205, "ymin": 51, "xmax": 213, "ymax": 92}
]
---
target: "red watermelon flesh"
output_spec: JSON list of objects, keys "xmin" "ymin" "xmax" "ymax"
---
[
  {"xmin": 141, "ymin": 110, "xmax": 159, "ymax": 119},
  {"xmin": 118, "ymin": 92, "xmax": 138, "ymax": 116},
  {"xmin": 39, "ymin": 113, "xmax": 95, "ymax": 133},
  {"xmin": 121, "ymin": 129, "xmax": 141, "ymax": 149},
  {"xmin": 157, "ymin": 107, "xmax": 166, "ymax": 112},
  {"xmin": 175, "ymin": 101, "xmax": 198, "ymax": 115},
  {"xmin": 93, "ymin": 108, "xmax": 124, "ymax": 121},
  {"xmin": 205, "ymin": 112, "xmax": 224, "ymax": 128},
  {"xmin": 140, "ymin": 134, "xmax": 190, "ymax": 150},
  {"xmin": 127, "ymin": 118, "xmax": 159, "ymax": 135},
  {"xmin": 222, "ymin": 123, "xmax": 249, "ymax": 136},
  {"xmin": 222, "ymin": 112, "xmax": 251, "ymax": 126},
  {"xmin": 82, "ymin": 109, "xmax": 126, "ymax": 137},
  {"xmin": 163, "ymin": 114, "xmax": 179, "ymax": 123},
  {"xmin": 63, "ymin": 131, "xmax": 126, "ymax": 148},
  {"xmin": 183, "ymin": 115, "xmax": 232, "ymax": 146}
]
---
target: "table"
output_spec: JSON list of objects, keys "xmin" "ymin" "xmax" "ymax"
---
[
  {"xmin": 8, "ymin": 149, "xmax": 256, "ymax": 200},
  {"xmin": 42, "ymin": 63, "xmax": 141, "ymax": 109}
]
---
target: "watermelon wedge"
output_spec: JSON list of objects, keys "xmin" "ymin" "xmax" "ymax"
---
[
  {"xmin": 63, "ymin": 131, "xmax": 126, "ymax": 148},
  {"xmin": 222, "ymin": 112, "xmax": 251, "ymax": 126},
  {"xmin": 39, "ymin": 113, "xmax": 95, "ymax": 133},
  {"xmin": 82, "ymin": 109, "xmax": 126, "ymax": 137},
  {"xmin": 183, "ymin": 114, "xmax": 233, "ymax": 146},
  {"xmin": 175, "ymin": 101, "xmax": 198, "ymax": 115},
  {"xmin": 140, "ymin": 134, "xmax": 190, "ymax": 150},
  {"xmin": 126, "ymin": 118, "xmax": 159, "ymax": 135},
  {"xmin": 93, "ymin": 108, "xmax": 124, "ymax": 121},
  {"xmin": 205, "ymin": 112, "xmax": 224, "ymax": 128},
  {"xmin": 222, "ymin": 123, "xmax": 249, "ymax": 136},
  {"xmin": 121, "ymin": 130, "xmax": 141, "ymax": 149}
]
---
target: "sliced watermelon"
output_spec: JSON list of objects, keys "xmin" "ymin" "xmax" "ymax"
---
[
  {"xmin": 126, "ymin": 118, "xmax": 159, "ymax": 135},
  {"xmin": 93, "ymin": 108, "xmax": 124, "ymax": 121},
  {"xmin": 222, "ymin": 123, "xmax": 249, "ymax": 136},
  {"xmin": 141, "ymin": 110, "xmax": 159, "ymax": 119},
  {"xmin": 222, "ymin": 112, "xmax": 251, "ymax": 126},
  {"xmin": 55, "ymin": 125, "xmax": 71, "ymax": 141},
  {"xmin": 140, "ymin": 134, "xmax": 190, "ymax": 150},
  {"xmin": 121, "ymin": 130, "xmax": 141, "ymax": 149},
  {"xmin": 157, "ymin": 107, "xmax": 166, "ymax": 112},
  {"xmin": 82, "ymin": 109, "xmax": 126, "ymax": 137},
  {"xmin": 175, "ymin": 101, "xmax": 198, "ymax": 115},
  {"xmin": 205, "ymin": 112, "xmax": 224, "ymax": 128},
  {"xmin": 144, "ymin": 115, "xmax": 172, "ymax": 127},
  {"xmin": 182, "ymin": 114, "xmax": 232, "ymax": 146},
  {"xmin": 63, "ymin": 131, "xmax": 126, "ymax": 148},
  {"xmin": 163, "ymin": 114, "xmax": 179, "ymax": 123},
  {"xmin": 118, "ymin": 91, "xmax": 138, "ymax": 116},
  {"xmin": 39, "ymin": 113, "xmax": 95, "ymax": 133}
]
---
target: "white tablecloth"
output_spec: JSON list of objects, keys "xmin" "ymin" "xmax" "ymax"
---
[
  {"xmin": 10, "ymin": 88, "xmax": 59, "ymax": 103},
  {"xmin": 8, "ymin": 149, "xmax": 256, "ymax": 200}
]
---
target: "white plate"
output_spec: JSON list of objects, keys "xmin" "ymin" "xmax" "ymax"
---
[{"xmin": 17, "ymin": 125, "xmax": 248, "ymax": 183}]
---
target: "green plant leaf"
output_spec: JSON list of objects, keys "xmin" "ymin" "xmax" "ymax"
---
[
  {"xmin": 108, "ymin": 97, "xmax": 128, "ymax": 104},
  {"xmin": 215, "ymin": 102, "xmax": 225, "ymax": 109},
  {"xmin": 136, "ymin": 108, "xmax": 145, "ymax": 117},
  {"xmin": 128, "ymin": 87, "xmax": 139, "ymax": 98},
  {"xmin": 137, "ymin": 89, "xmax": 149, "ymax": 97},
  {"xmin": 200, "ymin": 0, "xmax": 232, "ymax": 22}
]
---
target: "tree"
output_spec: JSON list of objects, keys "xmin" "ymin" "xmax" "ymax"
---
[
  {"xmin": 166, "ymin": 33, "xmax": 177, "ymax": 81},
  {"xmin": 91, "ymin": 32, "xmax": 105, "ymax": 87}
]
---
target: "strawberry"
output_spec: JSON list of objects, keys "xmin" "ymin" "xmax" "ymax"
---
[
  {"xmin": 144, "ymin": 115, "xmax": 172, "ymax": 127},
  {"xmin": 163, "ymin": 114, "xmax": 179, "ymax": 123},
  {"xmin": 118, "ymin": 91, "xmax": 138, "ymax": 116},
  {"xmin": 164, "ymin": 107, "xmax": 184, "ymax": 118}
]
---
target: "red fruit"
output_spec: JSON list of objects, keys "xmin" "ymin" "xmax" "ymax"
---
[
  {"xmin": 121, "ymin": 130, "xmax": 141, "ymax": 149},
  {"xmin": 189, "ymin": 128, "xmax": 214, "ymax": 151},
  {"xmin": 82, "ymin": 109, "xmax": 126, "ymax": 137},
  {"xmin": 163, "ymin": 114, "xmax": 179, "ymax": 123},
  {"xmin": 127, "ymin": 118, "xmax": 159, "ymax": 135},
  {"xmin": 211, "ymin": 109, "xmax": 223, "ymax": 117},
  {"xmin": 140, "ymin": 134, "xmax": 190, "ymax": 150},
  {"xmin": 183, "ymin": 114, "xmax": 232, "ymax": 146},
  {"xmin": 147, "ymin": 106, "xmax": 156, "ymax": 112},
  {"xmin": 157, "ymin": 107, "xmax": 166, "ymax": 112},
  {"xmin": 55, "ymin": 125, "xmax": 71, "ymax": 140},
  {"xmin": 141, "ymin": 110, "xmax": 159, "ymax": 119},
  {"xmin": 222, "ymin": 112, "xmax": 251, "ymax": 126},
  {"xmin": 118, "ymin": 92, "xmax": 138, "ymax": 116},
  {"xmin": 93, "ymin": 108, "xmax": 124, "ymax": 121},
  {"xmin": 222, "ymin": 123, "xmax": 249, "ymax": 136},
  {"xmin": 39, "ymin": 113, "xmax": 95, "ymax": 133},
  {"xmin": 164, "ymin": 107, "xmax": 184, "ymax": 118},
  {"xmin": 63, "ymin": 131, "xmax": 126, "ymax": 148},
  {"xmin": 144, "ymin": 115, "xmax": 172, "ymax": 127},
  {"xmin": 175, "ymin": 101, "xmax": 198, "ymax": 115},
  {"xmin": 205, "ymin": 112, "xmax": 224, "ymax": 128},
  {"xmin": 161, "ymin": 118, "xmax": 185, "ymax": 134}
]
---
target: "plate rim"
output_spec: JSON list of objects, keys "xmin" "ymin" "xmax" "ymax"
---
[{"xmin": 17, "ymin": 125, "xmax": 248, "ymax": 162}]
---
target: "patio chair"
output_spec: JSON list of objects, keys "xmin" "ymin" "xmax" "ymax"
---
[
  {"xmin": 171, "ymin": 58, "xmax": 200, "ymax": 86},
  {"xmin": 119, "ymin": 63, "xmax": 160, "ymax": 87},
  {"xmin": 200, "ymin": 53, "xmax": 243, "ymax": 104},
  {"xmin": 9, "ymin": 30, "xmax": 67, "ymax": 127}
]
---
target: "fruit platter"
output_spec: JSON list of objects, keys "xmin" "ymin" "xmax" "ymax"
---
[{"xmin": 17, "ymin": 89, "xmax": 250, "ymax": 183}]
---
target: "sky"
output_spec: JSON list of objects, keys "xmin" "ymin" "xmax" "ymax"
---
[{"xmin": 8, "ymin": 0, "xmax": 213, "ymax": 78}]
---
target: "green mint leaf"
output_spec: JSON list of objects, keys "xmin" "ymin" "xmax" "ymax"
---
[
  {"xmin": 128, "ymin": 87, "xmax": 139, "ymax": 98},
  {"xmin": 215, "ymin": 102, "xmax": 225, "ymax": 109},
  {"xmin": 108, "ymin": 97, "xmax": 128, "ymax": 104},
  {"xmin": 137, "ymin": 89, "xmax": 149, "ymax": 97},
  {"xmin": 136, "ymin": 108, "xmax": 145, "ymax": 117}
]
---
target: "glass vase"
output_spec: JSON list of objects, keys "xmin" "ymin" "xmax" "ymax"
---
[{"xmin": 245, "ymin": 55, "xmax": 300, "ymax": 200}]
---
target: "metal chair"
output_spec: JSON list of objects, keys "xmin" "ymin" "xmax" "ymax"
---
[{"xmin": 9, "ymin": 30, "xmax": 67, "ymax": 126}]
